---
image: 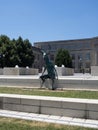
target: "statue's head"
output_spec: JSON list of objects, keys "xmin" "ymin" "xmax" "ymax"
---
[
  {"xmin": 42, "ymin": 52, "xmax": 49, "ymax": 65},
  {"xmin": 41, "ymin": 50, "xmax": 50, "ymax": 64}
]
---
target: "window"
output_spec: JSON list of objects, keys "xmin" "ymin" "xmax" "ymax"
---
[
  {"xmin": 85, "ymin": 53, "xmax": 90, "ymax": 60},
  {"xmin": 71, "ymin": 54, "xmax": 75, "ymax": 60},
  {"xmin": 37, "ymin": 54, "xmax": 39, "ymax": 60},
  {"xmin": 78, "ymin": 54, "xmax": 83, "ymax": 61},
  {"xmin": 85, "ymin": 62, "xmax": 90, "ymax": 68},
  {"xmin": 72, "ymin": 61, "xmax": 75, "ymax": 68}
]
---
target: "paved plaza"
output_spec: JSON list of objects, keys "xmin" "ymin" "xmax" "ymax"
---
[{"xmin": 0, "ymin": 73, "xmax": 96, "ymax": 80}]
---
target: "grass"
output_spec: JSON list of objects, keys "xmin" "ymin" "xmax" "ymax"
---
[
  {"xmin": 0, "ymin": 117, "xmax": 97, "ymax": 130},
  {"xmin": 0, "ymin": 87, "xmax": 98, "ymax": 99},
  {"xmin": 0, "ymin": 87, "xmax": 98, "ymax": 130}
]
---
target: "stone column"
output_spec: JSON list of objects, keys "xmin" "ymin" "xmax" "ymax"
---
[
  {"xmin": 75, "ymin": 53, "xmax": 79, "ymax": 72},
  {"xmin": 91, "ymin": 50, "xmax": 97, "ymax": 66}
]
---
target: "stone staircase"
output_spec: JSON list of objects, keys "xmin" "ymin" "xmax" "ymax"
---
[{"xmin": 0, "ymin": 94, "xmax": 98, "ymax": 128}]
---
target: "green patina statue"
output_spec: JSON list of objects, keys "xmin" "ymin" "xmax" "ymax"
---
[{"xmin": 40, "ymin": 51, "xmax": 58, "ymax": 90}]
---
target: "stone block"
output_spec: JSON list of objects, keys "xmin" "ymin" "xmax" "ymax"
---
[
  {"xmin": 91, "ymin": 66, "xmax": 98, "ymax": 76},
  {"xmin": 0, "ymin": 78, "xmax": 40, "ymax": 87},
  {"xmin": 88, "ymin": 111, "xmax": 98, "ymax": 120},
  {"xmin": 0, "ymin": 97, "xmax": 3, "ymax": 109},
  {"xmin": 58, "ymin": 79, "xmax": 83, "ymax": 89},
  {"xmin": 25, "ymin": 68, "xmax": 38, "ymax": 75},
  {"xmin": 55, "ymin": 67, "xmax": 74, "ymax": 76},
  {"xmin": 87, "ymin": 103, "xmax": 98, "ymax": 111},
  {"xmin": 41, "ymin": 107, "xmax": 62, "ymax": 116},
  {"xmin": 3, "ymin": 67, "xmax": 19, "ymax": 75},
  {"xmin": 62, "ymin": 101, "xmax": 86, "ymax": 110},
  {"xmin": 41, "ymin": 100, "xmax": 61, "ymax": 108},
  {"xmin": 0, "ymin": 69, "xmax": 3, "ymax": 75},
  {"xmin": 21, "ymin": 98, "xmax": 40, "ymax": 106},
  {"xmin": 3, "ymin": 97, "xmax": 21, "ymax": 104},
  {"xmin": 3, "ymin": 103, "xmax": 14, "ymax": 110},
  {"xmin": 3, "ymin": 103, "xmax": 39, "ymax": 113},
  {"xmin": 3, "ymin": 67, "xmax": 38, "ymax": 75},
  {"xmin": 61, "ymin": 109, "xmax": 85, "ymax": 118},
  {"xmin": 19, "ymin": 105, "xmax": 39, "ymax": 113}
]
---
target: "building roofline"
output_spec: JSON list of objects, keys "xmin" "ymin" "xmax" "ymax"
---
[
  {"xmin": 32, "ymin": 46, "xmax": 42, "ymax": 52},
  {"xmin": 34, "ymin": 36, "xmax": 98, "ymax": 44}
]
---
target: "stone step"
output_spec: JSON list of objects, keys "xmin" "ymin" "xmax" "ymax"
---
[
  {"xmin": 0, "ymin": 75, "xmax": 98, "ymax": 90},
  {"xmin": 0, "ymin": 94, "xmax": 98, "ymax": 120},
  {"xmin": 0, "ymin": 109, "xmax": 98, "ymax": 129}
]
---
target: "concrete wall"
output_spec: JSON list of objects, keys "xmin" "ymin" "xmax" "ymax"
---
[
  {"xmin": 91, "ymin": 66, "xmax": 98, "ymax": 76},
  {"xmin": 55, "ymin": 67, "xmax": 74, "ymax": 76},
  {"xmin": 25, "ymin": 68, "xmax": 38, "ymax": 75},
  {"xmin": 0, "ymin": 69, "xmax": 3, "ymax": 75},
  {"xmin": 42, "ymin": 66, "xmax": 74, "ymax": 76},
  {"xmin": 0, "ymin": 77, "xmax": 39, "ymax": 88},
  {"xmin": 3, "ymin": 67, "xmax": 38, "ymax": 75},
  {"xmin": 1, "ymin": 77, "xmax": 98, "ymax": 90},
  {"xmin": 0, "ymin": 94, "xmax": 98, "ymax": 120},
  {"xmin": 3, "ymin": 68, "xmax": 20, "ymax": 75}
]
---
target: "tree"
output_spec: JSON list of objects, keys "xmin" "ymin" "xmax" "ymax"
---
[
  {"xmin": 15, "ymin": 37, "xmax": 34, "ymax": 67},
  {"xmin": 0, "ymin": 35, "xmax": 11, "ymax": 67},
  {"xmin": 55, "ymin": 49, "xmax": 72, "ymax": 68},
  {"xmin": 0, "ymin": 35, "xmax": 34, "ymax": 67},
  {"xmin": 5, "ymin": 39, "xmax": 20, "ymax": 67}
]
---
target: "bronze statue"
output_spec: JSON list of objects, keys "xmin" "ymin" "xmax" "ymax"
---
[{"xmin": 40, "ymin": 51, "xmax": 58, "ymax": 90}]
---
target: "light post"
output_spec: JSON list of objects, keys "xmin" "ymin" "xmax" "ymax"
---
[
  {"xmin": 79, "ymin": 58, "xmax": 84, "ymax": 74},
  {"xmin": 79, "ymin": 58, "xmax": 82, "ymax": 73}
]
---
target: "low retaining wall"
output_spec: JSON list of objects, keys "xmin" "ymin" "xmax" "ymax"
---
[
  {"xmin": 58, "ymin": 78, "xmax": 98, "ymax": 89},
  {"xmin": 0, "ymin": 69, "xmax": 3, "ymax": 75},
  {"xmin": 0, "ymin": 77, "xmax": 98, "ymax": 90},
  {"xmin": 42, "ymin": 67, "xmax": 74, "ymax": 76},
  {"xmin": 0, "ymin": 77, "xmax": 39, "ymax": 88},
  {"xmin": 3, "ymin": 67, "xmax": 38, "ymax": 75},
  {"xmin": 55, "ymin": 67, "xmax": 74, "ymax": 76},
  {"xmin": 0, "ymin": 94, "xmax": 98, "ymax": 120},
  {"xmin": 91, "ymin": 66, "xmax": 98, "ymax": 76}
]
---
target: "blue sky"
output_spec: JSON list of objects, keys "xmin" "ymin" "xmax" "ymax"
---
[{"xmin": 0, "ymin": 0, "xmax": 98, "ymax": 45}]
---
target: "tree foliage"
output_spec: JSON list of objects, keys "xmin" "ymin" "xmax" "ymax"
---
[
  {"xmin": 55, "ymin": 49, "xmax": 72, "ymax": 68},
  {"xmin": 0, "ymin": 35, "xmax": 34, "ymax": 68}
]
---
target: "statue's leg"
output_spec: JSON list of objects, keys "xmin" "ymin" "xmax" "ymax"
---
[
  {"xmin": 40, "ymin": 75, "xmax": 45, "ymax": 87},
  {"xmin": 51, "ymin": 78, "xmax": 55, "ymax": 90},
  {"xmin": 40, "ymin": 75, "xmax": 49, "ymax": 88},
  {"xmin": 51, "ymin": 76, "xmax": 58, "ymax": 90}
]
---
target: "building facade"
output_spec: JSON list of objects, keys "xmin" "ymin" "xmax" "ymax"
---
[
  {"xmin": 32, "ymin": 46, "xmax": 43, "ymax": 72},
  {"xmin": 34, "ymin": 37, "xmax": 98, "ymax": 73}
]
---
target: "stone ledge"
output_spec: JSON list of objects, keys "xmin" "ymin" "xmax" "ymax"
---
[
  {"xmin": 0, "ymin": 94, "xmax": 98, "ymax": 120},
  {"xmin": 0, "ymin": 110, "xmax": 98, "ymax": 128},
  {"xmin": 0, "ymin": 77, "xmax": 98, "ymax": 90},
  {"xmin": 1, "ymin": 67, "xmax": 38, "ymax": 75}
]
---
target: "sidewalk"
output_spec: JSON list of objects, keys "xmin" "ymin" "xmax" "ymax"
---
[{"xmin": 0, "ymin": 109, "xmax": 98, "ymax": 129}]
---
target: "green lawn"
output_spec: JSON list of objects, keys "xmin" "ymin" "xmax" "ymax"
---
[
  {"xmin": 0, "ymin": 87, "xmax": 98, "ymax": 130},
  {"xmin": 0, "ymin": 87, "xmax": 98, "ymax": 99},
  {"xmin": 0, "ymin": 117, "xmax": 97, "ymax": 130}
]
